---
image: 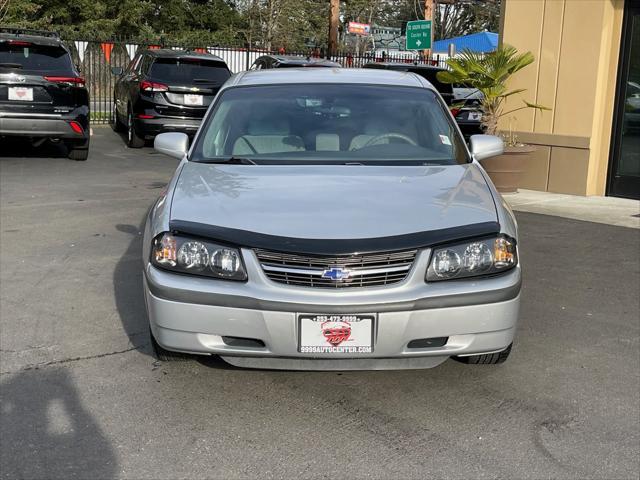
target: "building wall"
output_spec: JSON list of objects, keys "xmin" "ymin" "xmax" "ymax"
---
[{"xmin": 499, "ymin": 0, "xmax": 625, "ymax": 195}]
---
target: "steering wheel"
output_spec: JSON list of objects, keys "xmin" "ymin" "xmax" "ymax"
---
[{"xmin": 361, "ymin": 132, "xmax": 418, "ymax": 148}]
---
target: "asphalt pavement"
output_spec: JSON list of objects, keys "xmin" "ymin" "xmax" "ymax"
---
[{"xmin": 1, "ymin": 127, "xmax": 639, "ymax": 479}]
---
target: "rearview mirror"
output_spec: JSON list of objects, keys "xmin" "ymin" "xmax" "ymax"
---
[
  {"xmin": 111, "ymin": 66, "xmax": 123, "ymax": 76},
  {"xmin": 469, "ymin": 134, "xmax": 504, "ymax": 161},
  {"xmin": 154, "ymin": 132, "xmax": 189, "ymax": 159}
]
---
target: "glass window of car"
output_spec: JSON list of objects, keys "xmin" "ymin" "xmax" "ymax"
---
[
  {"xmin": 194, "ymin": 84, "xmax": 468, "ymax": 165},
  {"xmin": 0, "ymin": 43, "xmax": 72, "ymax": 74},
  {"xmin": 139, "ymin": 55, "xmax": 154, "ymax": 75},
  {"xmin": 148, "ymin": 58, "xmax": 231, "ymax": 84},
  {"xmin": 125, "ymin": 54, "xmax": 140, "ymax": 74}
]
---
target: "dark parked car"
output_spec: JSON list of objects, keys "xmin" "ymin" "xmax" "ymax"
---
[
  {"xmin": 363, "ymin": 62, "xmax": 483, "ymax": 137},
  {"xmin": 0, "ymin": 28, "xmax": 90, "ymax": 160},
  {"xmin": 251, "ymin": 55, "xmax": 341, "ymax": 70},
  {"xmin": 112, "ymin": 49, "xmax": 231, "ymax": 148}
]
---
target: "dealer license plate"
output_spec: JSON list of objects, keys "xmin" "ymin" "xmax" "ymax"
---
[
  {"xmin": 468, "ymin": 111, "xmax": 482, "ymax": 121},
  {"xmin": 299, "ymin": 314, "xmax": 374, "ymax": 353},
  {"xmin": 184, "ymin": 94, "xmax": 203, "ymax": 106},
  {"xmin": 8, "ymin": 87, "xmax": 33, "ymax": 101}
]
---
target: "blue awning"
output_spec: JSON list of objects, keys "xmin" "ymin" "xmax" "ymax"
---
[{"xmin": 432, "ymin": 32, "xmax": 499, "ymax": 54}]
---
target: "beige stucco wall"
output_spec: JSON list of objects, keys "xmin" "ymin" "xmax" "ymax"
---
[{"xmin": 500, "ymin": 0, "xmax": 624, "ymax": 195}]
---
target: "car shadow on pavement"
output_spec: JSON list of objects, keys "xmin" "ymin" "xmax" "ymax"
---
[
  {"xmin": 113, "ymin": 221, "xmax": 153, "ymax": 356},
  {"xmin": 0, "ymin": 368, "xmax": 117, "ymax": 479},
  {"xmin": 0, "ymin": 137, "xmax": 69, "ymax": 158}
]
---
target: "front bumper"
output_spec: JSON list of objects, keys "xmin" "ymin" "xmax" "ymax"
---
[{"xmin": 144, "ymin": 249, "xmax": 521, "ymax": 370}]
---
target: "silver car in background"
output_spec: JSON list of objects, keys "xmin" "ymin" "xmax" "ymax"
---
[{"xmin": 143, "ymin": 68, "xmax": 521, "ymax": 370}]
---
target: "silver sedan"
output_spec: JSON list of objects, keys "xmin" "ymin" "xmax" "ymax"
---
[{"xmin": 143, "ymin": 68, "xmax": 521, "ymax": 370}]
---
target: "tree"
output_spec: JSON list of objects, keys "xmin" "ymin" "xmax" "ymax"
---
[
  {"xmin": 437, "ymin": 45, "xmax": 549, "ymax": 135},
  {"xmin": 236, "ymin": 0, "xmax": 328, "ymax": 51},
  {"xmin": 384, "ymin": 0, "xmax": 502, "ymax": 40}
]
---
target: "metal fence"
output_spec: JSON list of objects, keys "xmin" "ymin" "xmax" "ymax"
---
[{"xmin": 63, "ymin": 39, "xmax": 449, "ymax": 125}]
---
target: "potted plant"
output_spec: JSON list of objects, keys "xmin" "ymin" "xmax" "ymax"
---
[{"xmin": 437, "ymin": 44, "xmax": 549, "ymax": 193}]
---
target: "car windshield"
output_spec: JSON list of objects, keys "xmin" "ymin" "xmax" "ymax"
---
[
  {"xmin": 192, "ymin": 84, "xmax": 468, "ymax": 165},
  {"xmin": 149, "ymin": 58, "xmax": 230, "ymax": 84},
  {"xmin": 0, "ymin": 43, "xmax": 72, "ymax": 74}
]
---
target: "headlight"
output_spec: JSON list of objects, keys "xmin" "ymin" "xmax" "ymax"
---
[
  {"xmin": 426, "ymin": 236, "xmax": 517, "ymax": 282},
  {"xmin": 151, "ymin": 232, "xmax": 247, "ymax": 281}
]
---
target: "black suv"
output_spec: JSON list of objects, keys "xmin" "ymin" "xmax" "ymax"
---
[
  {"xmin": 112, "ymin": 49, "xmax": 231, "ymax": 148},
  {"xmin": 251, "ymin": 55, "xmax": 341, "ymax": 70},
  {"xmin": 0, "ymin": 28, "xmax": 90, "ymax": 160},
  {"xmin": 363, "ymin": 62, "xmax": 483, "ymax": 137}
]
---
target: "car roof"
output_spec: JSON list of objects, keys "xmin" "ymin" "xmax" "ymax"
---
[
  {"xmin": 144, "ymin": 48, "xmax": 226, "ymax": 63},
  {"xmin": 227, "ymin": 68, "xmax": 434, "ymax": 90},
  {"xmin": 364, "ymin": 62, "xmax": 446, "ymax": 72}
]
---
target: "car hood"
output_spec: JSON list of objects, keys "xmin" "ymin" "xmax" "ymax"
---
[{"xmin": 170, "ymin": 163, "xmax": 497, "ymax": 239}]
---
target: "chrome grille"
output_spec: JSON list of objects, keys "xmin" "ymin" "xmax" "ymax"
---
[{"xmin": 254, "ymin": 249, "xmax": 417, "ymax": 288}]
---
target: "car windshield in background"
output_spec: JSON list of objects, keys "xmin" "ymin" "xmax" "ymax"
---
[
  {"xmin": 149, "ymin": 58, "xmax": 230, "ymax": 84},
  {"xmin": 0, "ymin": 44, "xmax": 72, "ymax": 73},
  {"xmin": 193, "ymin": 84, "xmax": 468, "ymax": 165}
]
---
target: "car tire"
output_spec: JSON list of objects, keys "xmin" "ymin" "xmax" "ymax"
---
[
  {"xmin": 127, "ymin": 107, "xmax": 145, "ymax": 148},
  {"xmin": 67, "ymin": 139, "xmax": 89, "ymax": 161},
  {"xmin": 453, "ymin": 343, "xmax": 512, "ymax": 365},
  {"xmin": 149, "ymin": 327, "xmax": 191, "ymax": 362},
  {"xmin": 111, "ymin": 100, "xmax": 125, "ymax": 133}
]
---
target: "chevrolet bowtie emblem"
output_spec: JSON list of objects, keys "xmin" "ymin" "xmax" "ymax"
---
[{"xmin": 321, "ymin": 267, "xmax": 352, "ymax": 281}]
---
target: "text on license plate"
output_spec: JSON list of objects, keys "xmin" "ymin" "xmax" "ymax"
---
[
  {"xmin": 8, "ymin": 87, "xmax": 33, "ymax": 101},
  {"xmin": 299, "ymin": 314, "xmax": 374, "ymax": 353},
  {"xmin": 184, "ymin": 94, "xmax": 203, "ymax": 106}
]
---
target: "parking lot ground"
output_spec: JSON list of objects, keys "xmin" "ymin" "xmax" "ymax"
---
[{"xmin": 1, "ymin": 127, "xmax": 639, "ymax": 479}]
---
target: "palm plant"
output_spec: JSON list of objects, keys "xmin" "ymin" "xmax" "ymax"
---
[{"xmin": 437, "ymin": 44, "xmax": 549, "ymax": 137}]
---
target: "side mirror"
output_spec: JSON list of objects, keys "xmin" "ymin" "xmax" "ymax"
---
[
  {"xmin": 469, "ymin": 134, "xmax": 504, "ymax": 161},
  {"xmin": 154, "ymin": 132, "xmax": 189, "ymax": 159},
  {"xmin": 111, "ymin": 66, "xmax": 123, "ymax": 76}
]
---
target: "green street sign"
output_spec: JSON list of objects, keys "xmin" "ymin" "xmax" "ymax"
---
[{"xmin": 405, "ymin": 20, "xmax": 432, "ymax": 50}]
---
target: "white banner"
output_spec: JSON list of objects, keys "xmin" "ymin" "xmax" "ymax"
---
[
  {"xmin": 125, "ymin": 44, "xmax": 138, "ymax": 59},
  {"xmin": 75, "ymin": 41, "xmax": 88, "ymax": 62}
]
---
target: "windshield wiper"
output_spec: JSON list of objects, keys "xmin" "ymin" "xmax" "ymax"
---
[
  {"xmin": 200, "ymin": 156, "xmax": 258, "ymax": 165},
  {"xmin": 0, "ymin": 63, "xmax": 23, "ymax": 69}
]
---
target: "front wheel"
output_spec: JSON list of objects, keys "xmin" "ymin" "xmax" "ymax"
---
[
  {"xmin": 453, "ymin": 343, "xmax": 512, "ymax": 365},
  {"xmin": 127, "ymin": 109, "xmax": 145, "ymax": 148},
  {"xmin": 66, "ymin": 139, "xmax": 89, "ymax": 161}
]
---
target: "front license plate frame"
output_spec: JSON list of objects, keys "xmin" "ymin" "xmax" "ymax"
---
[
  {"xmin": 298, "ymin": 314, "xmax": 375, "ymax": 354},
  {"xmin": 8, "ymin": 87, "xmax": 33, "ymax": 101},
  {"xmin": 184, "ymin": 94, "xmax": 203, "ymax": 106}
]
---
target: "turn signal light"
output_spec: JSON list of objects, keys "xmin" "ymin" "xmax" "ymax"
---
[
  {"xmin": 494, "ymin": 237, "xmax": 515, "ymax": 268},
  {"xmin": 140, "ymin": 80, "xmax": 168, "ymax": 92},
  {"xmin": 154, "ymin": 234, "xmax": 177, "ymax": 267}
]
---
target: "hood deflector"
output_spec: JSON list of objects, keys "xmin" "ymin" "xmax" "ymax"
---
[{"xmin": 169, "ymin": 220, "xmax": 501, "ymax": 256}]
